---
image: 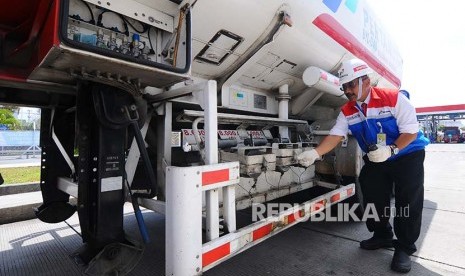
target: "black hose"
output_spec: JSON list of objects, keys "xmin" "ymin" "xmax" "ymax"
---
[
  {"xmin": 124, "ymin": 171, "xmax": 150, "ymax": 244},
  {"xmin": 81, "ymin": 0, "xmax": 95, "ymax": 24},
  {"xmin": 130, "ymin": 120, "xmax": 158, "ymax": 198}
]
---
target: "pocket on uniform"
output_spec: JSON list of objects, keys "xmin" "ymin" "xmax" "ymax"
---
[{"xmin": 377, "ymin": 117, "xmax": 399, "ymax": 139}]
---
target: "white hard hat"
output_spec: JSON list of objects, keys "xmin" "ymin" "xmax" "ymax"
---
[{"xmin": 338, "ymin": 58, "xmax": 373, "ymax": 85}]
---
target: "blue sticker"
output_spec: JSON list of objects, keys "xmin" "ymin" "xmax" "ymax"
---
[
  {"xmin": 237, "ymin": 93, "xmax": 244, "ymax": 98},
  {"xmin": 345, "ymin": 0, "xmax": 359, "ymax": 13},
  {"xmin": 323, "ymin": 0, "xmax": 343, "ymax": 13}
]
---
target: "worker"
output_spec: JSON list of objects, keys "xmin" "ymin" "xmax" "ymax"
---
[
  {"xmin": 399, "ymin": 89, "xmax": 410, "ymax": 99},
  {"xmin": 297, "ymin": 59, "xmax": 429, "ymax": 273}
]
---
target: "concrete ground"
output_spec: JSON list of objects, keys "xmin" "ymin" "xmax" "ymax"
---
[{"xmin": 0, "ymin": 144, "xmax": 464, "ymax": 275}]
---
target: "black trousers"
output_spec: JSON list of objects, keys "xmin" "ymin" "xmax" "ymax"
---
[{"xmin": 359, "ymin": 149, "xmax": 425, "ymax": 255}]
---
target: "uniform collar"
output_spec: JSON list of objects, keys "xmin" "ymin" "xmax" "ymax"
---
[
  {"xmin": 369, "ymin": 87, "xmax": 382, "ymax": 101},
  {"xmin": 357, "ymin": 88, "xmax": 372, "ymax": 106}
]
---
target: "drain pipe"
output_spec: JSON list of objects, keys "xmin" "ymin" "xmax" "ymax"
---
[{"xmin": 277, "ymin": 83, "xmax": 291, "ymax": 141}]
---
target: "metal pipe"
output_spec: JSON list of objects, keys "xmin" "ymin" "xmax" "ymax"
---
[
  {"xmin": 278, "ymin": 83, "xmax": 290, "ymax": 140},
  {"xmin": 218, "ymin": 139, "xmax": 238, "ymax": 148},
  {"xmin": 291, "ymin": 67, "xmax": 343, "ymax": 115},
  {"xmin": 204, "ymin": 80, "xmax": 219, "ymax": 165},
  {"xmin": 192, "ymin": 117, "xmax": 205, "ymax": 162},
  {"xmin": 302, "ymin": 66, "xmax": 343, "ymax": 97},
  {"xmin": 204, "ymin": 80, "xmax": 220, "ymax": 241},
  {"xmin": 218, "ymin": 10, "xmax": 292, "ymax": 91}
]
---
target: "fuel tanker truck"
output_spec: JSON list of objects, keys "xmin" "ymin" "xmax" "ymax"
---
[{"xmin": 0, "ymin": 0, "xmax": 402, "ymax": 274}]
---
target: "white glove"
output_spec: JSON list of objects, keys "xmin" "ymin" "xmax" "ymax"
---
[
  {"xmin": 367, "ymin": 145, "xmax": 392, "ymax": 163},
  {"xmin": 297, "ymin": 149, "xmax": 320, "ymax": 167}
]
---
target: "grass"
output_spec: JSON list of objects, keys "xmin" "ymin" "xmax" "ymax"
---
[{"xmin": 0, "ymin": 166, "xmax": 40, "ymax": 184}]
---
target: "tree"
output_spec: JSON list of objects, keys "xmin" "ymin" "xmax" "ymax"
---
[
  {"xmin": 0, "ymin": 105, "xmax": 20, "ymax": 113},
  {"xmin": 0, "ymin": 108, "xmax": 21, "ymax": 130}
]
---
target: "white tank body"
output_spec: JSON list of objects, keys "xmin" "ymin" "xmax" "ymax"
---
[{"xmin": 190, "ymin": 0, "xmax": 402, "ymax": 114}]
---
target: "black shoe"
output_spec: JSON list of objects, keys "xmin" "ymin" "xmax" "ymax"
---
[
  {"xmin": 360, "ymin": 236, "xmax": 393, "ymax": 250},
  {"xmin": 391, "ymin": 249, "xmax": 411, "ymax": 273}
]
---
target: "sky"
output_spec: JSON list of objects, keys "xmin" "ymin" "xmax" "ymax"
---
[{"xmin": 367, "ymin": 0, "xmax": 465, "ymax": 108}]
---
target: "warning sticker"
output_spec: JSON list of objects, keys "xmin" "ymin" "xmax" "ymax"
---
[{"xmin": 101, "ymin": 176, "xmax": 122, "ymax": 192}]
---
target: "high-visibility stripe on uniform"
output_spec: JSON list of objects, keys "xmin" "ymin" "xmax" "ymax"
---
[{"xmin": 202, "ymin": 168, "xmax": 229, "ymax": 185}]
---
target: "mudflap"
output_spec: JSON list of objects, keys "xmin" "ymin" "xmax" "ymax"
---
[{"xmin": 34, "ymin": 201, "xmax": 76, "ymax": 223}]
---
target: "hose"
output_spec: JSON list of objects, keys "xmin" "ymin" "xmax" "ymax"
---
[{"xmin": 124, "ymin": 171, "xmax": 150, "ymax": 244}]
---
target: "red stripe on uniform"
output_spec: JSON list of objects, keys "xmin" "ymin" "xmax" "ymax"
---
[
  {"xmin": 253, "ymin": 224, "xmax": 273, "ymax": 241},
  {"xmin": 202, "ymin": 169, "xmax": 229, "ymax": 186},
  {"xmin": 203, "ymin": 243, "xmax": 230, "ymax": 268},
  {"xmin": 330, "ymin": 193, "xmax": 341, "ymax": 203}
]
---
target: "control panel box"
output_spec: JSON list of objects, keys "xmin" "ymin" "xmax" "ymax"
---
[
  {"xmin": 30, "ymin": 0, "xmax": 191, "ymax": 88},
  {"xmin": 221, "ymin": 85, "xmax": 279, "ymax": 115}
]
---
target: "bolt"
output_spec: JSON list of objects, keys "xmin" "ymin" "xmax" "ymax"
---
[{"xmin": 149, "ymin": 16, "xmax": 154, "ymax": 22}]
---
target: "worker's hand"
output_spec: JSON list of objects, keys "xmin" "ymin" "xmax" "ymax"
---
[
  {"xmin": 367, "ymin": 145, "xmax": 391, "ymax": 163},
  {"xmin": 296, "ymin": 149, "xmax": 320, "ymax": 167}
]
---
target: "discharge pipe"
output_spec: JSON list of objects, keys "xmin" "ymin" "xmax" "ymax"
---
[{"xmin": 302, "ymin": 66, "xmax": 343, "ymax": 97}]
